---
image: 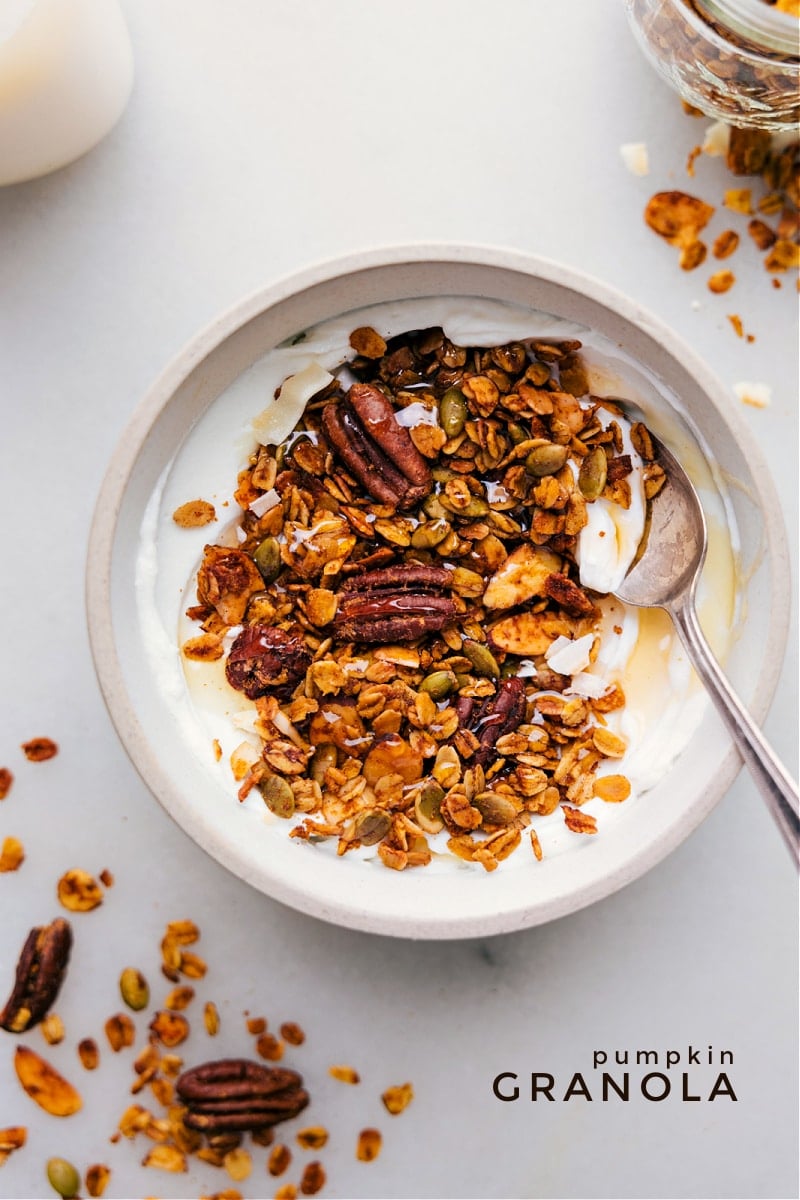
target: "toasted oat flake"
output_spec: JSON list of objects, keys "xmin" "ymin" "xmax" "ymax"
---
[
  {"xmin": 728, "ymin": 314, "xmax": 745, "ymax": 337},
  {"xmin": 173, "ymin": 499, "xmax": 217, "ymax": 528},
  {"xmin": 300, "ymin": 1161, "xmax": 327, "ymax": 1196},
  {"xmin": 256, "ymin": 1033, "xmax": 285, "ymax": 1061},
  {"xmin": 356, "ymin": 1127, "xmax": 382, "ymax": 1162},
  {"xmin": 142, "ymin": 1143, "xmax": 187, "ymax": 1172},
  {"xmin": 381, "ymin": 1082, "xmax": 414, "ymax": 1115},
  {"xmin": 77, "ymin": 1038, "xmax": 100, "ymax": 1070},
  {"xmin": 182, "ymin": 633, "xmax": 224, "ymax": 662},
  {"xmin": 0, "ymin": 836, "xmax": 24, "ymax": 872},
  {"xmin": 223, "ymin": 1147, "xmax": 252, "ymax": 1182},
  {"xmin": 765, "ymin": 240, "xmax": 800, "ymax": 271},
  {"xmin": 246, "ymin": 1016, "xmax": 267, "ymax": 1036},
  {"xmin": 0, "ymin": 1126, "xmax": 26, "ymax": 1166},
  {"xmin": 104, "ymin": 1013, "xmax": 136, "ymax": 1052},
  {"xmin": 280, "ymin": 1021, "xmax": 305, "ymax": 1045},
  {"xmin": 350, "ymin": 325, "xmax": 388, "ymax": 358},
  {"xmin": 41, "ymin": 1013, "xmax": 66, "ymax": 1044},
  {"xmin": 204, "ymin": 1000, "xmax": 220, "ymax": 1036},
  {"xmin": 85, "ymin": 1164, "xmax": 111, "ymax": 1198},
  {"xmin": 165, "ymin": 985, "xmax": 195, "ymax": 1011},
  {"xmin": 712, "ymin": 229, "xmax": 739, "ymax": 259},
  {"xmin": 594, "ymin": 774, "xmax": 632, "ymax": 803},
  {"xmin": 268, "ymin": 1143, "xmax": 292, "ymax": 1176},
  {"xmin": 14, "ymin": 1045, "xmax": 82, "ymax": 1116},
  {"xmin": 297, "ymin": 1126, "xmax": 328, "ymax": 1149},
  {"xmin": 0, "ymin": 767, "xmax": 13, "ymax": 799},
  {"xmin": 149, "ymin": 1009, "xmax": 190, "ymax": 1048},
  {"xmin": 724, "ymin": 188, "xmax": 753, "ymax": 215},
  {"xmin": 708, "ymin": 270, "xmax": 736, "ymax": 294},
  {"xmin": 329, "ymin": 1064, "xmax": 361, "ymax": 1084},
  {"xmin": 733, "ymin": 381, "xmax": 772, "ymax": 408},
  {"xmin": 530, "ymin": 829, "xmax": 543, "ymax": 861},
  {"xmin": 57, "ymin": 869, "xmax": 103, "ymax": 912},
  {"xmin": 21, "ymin": 737, "xmax": 58, "ymax": 762},
  {"xmin": 274, "ymin": 1186, "xmax": 298, "ymax": 1200}
]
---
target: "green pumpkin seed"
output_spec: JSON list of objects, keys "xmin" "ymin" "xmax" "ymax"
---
[
  {"xmin": 119, "ymin": 967, "xmax": 149, "ymax": 1012},
  {"xmin": 353, "ymin": 809, "xmax": 391, "ymax": 846},
  {"xmin": 258, "ymin": 774, "xmax": 295, "ymax": 819},
  {"xmin": 46, "ymin": 1159, "xmax": 80, "ymax": 1200},
  {"xmin": 419, "ymin": 670, "xmax": 458, "ymax": 700},
  {"xmin": 411, "ymin": 519, "xmax": 450, "ymax": 550},
  {"xmin": 462, "ymin": 639, "xmax": 500, "ymax": 679},
  {"xmin": 508, "ymin": 422, "xmax": 530, "ymax": 445},
  {"xmin": 253, "ymin": 536, "xmax": 281, "ymax": 583},
  {"xmin": 438, "ymin": 493, "xmax": 489, "ymax": 519},
  {"xmin": 310, "ymin": 743, "xmax": 337, "ymax": 786},
  {"xmin": 431, "ymin": 465, "xmax": 457, "ymax": 484},
  {"xmin": 414, "ymin": 781, "xmax": 445, "ymax": 834},
  {"xmin": 578, "ymin": 447, "xmax": 608, "ymax": 500},
  {"xmin": 524, "ymin": 442, "xmax": 570, "ymax": 478},
  {"xmin": 473, "ymin": 792, "xmax": 518, "ymax": 826},
  {"xmin": 453, "ymin": 672, "xmax": 472, "ymax": 689},
  {"xmin": 439, "ymin": 387, "xmax": 468, "ymax": 438}
]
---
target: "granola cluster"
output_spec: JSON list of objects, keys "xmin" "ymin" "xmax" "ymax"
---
[{"xmin": 183, "ymin": 327, "xmax": 664, "ymax": 872}]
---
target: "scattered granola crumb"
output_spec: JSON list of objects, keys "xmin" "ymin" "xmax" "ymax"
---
[
  {"xmin": 99, "ymin": 868, "xmax": 114, "ymax": 888},
  {"xmin": 765, "ymin": 240, "xmax": 800, "ymax": 271},
  {"xmin": 723, "ymin": 188, "xmax": 753, "ymax": 215},
  {"xmin": 57, "ymin": 868, "xmax": 103, "ymax": 912},
  {"xmin": 297, "ymin": 1127, "xmax": 328, "ymax": 1150},
  {"xmin": 349, "ymin": 326, "xmax": 388, "ymax": 359},
  {"xmin": 562, "ymin": 805, "xmax": 599, "ymax": 834},
  {"xmin": 594, "ymin": 774, "xmax": 632, "ymax": 802},
  {"xmin": 256, "ymin": 1033, "xmax": 285, "ymax": 1061},
  {"xmin": 268, "ymin": 1144, "xmax": 292, "ymax": 1176},
  {"xmin": 381, "ymin": 1082, "xmax": 414, "ymax": 1115},
  {"xmin": 280, "ymin": 1021, "xmax": 305, "ymax": 1046},
  {"xmin": 204, "ymin": 1000, "xmax": 220, "ymax": 1035},
  {"xmin": 84, "ymin": 1164, "xmax": 111, "ymax": 1198},
  {"xmin": 172, "ymin": 499, "xmax": 217, "ymax": 528},
  {"xmin": 329, "ymin": 1064, "xmax": 360, "ymax": 1085},
  {"xmin": 223, "ymin": 1147, "xmax": 252, "ymax": 1182},
  {"xmin": 713, "ymin": 229, "xmax": 740, "ymax": 259},
  {"xmin": 0, "ymin": 1126, "xmax": 26, "ymax": 1166},
  {"xmin": 728, "ymin": 314, "xmax": 745, "ymax": 337},
  {"xmin": 686, "ymin": 144, "xmax": 702, "ymax": 176},
  {"xmin": 0, "ymin": 836, "xmax": 25, "ymax": 872},
  {"xmin": 212, "ymin": 738, "xmax": 222, "ymax": 762},
  {"xmin": 0, "ymin": 767, "xmax": 13, "ymax": 799},
  {"xmin": 77, "ymin": 1037, "xmax": 100, "ymax": 1070},
  {"xmin": 246, "ymin": 1016, "xmax": 267, "ymax": 1036},
  {"xmin": 748, "ymin": 218, "xmax": 778, "ymax": 251},
  {"xmin": 300, "ymin": 1161, "xmax": 326, "ymax": 1196},
  {"xmin": 274, "ymin": 1186, "xmax": 298, "ymax": 1200},
  {"xmin": 733, "ymin": 381, "xmax": 772, "ymax": 408},
  {"xmin": 708, "ymin": 270, "xmax": 736, "ymax": 294},
  {"xmin": 356, "ymin": 1128, "xmax": 382, "ymax": 1162},
  {"xmin": 21, "ymin": 737, "xmax": 58, "ymax": 762},
  {"xmin": 41, "ymin": 1013, "xmax": 66, "ymax": 1045},
  {"xmin": 620, "ymin": 142, "xmax": 649, "ymax": 177},
  {"xmin": 530, "ymin": 829, "xmax": 543, "ymax": 861}
]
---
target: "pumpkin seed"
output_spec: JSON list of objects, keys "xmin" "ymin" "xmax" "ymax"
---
[
  {"xmin": 473, "ymin": 792, "xmax": 518, "ymax": 826},
  {"xmin": 310, "ymin": 743, "xmax": 337, "ymax": 786},
  {"xmin": 353, "ymin": 809, "xmax": 391, "ymax": 846},
  {"xmin": 450, "ymin": 567, "xmax": 485, "ymax": 598},
  {"xmin": 419, "ymin": 670, "xmax": 458, "ymax": 700},
  {"xmin": 253, "ymin": 536, "xmax": 281, "ymax": 583},
  {"xmin": 258, "ymin": 774, "xmax": 295, "ymax": 819},
  {"xmin": 508, "ymin": 422, "xmax": 530, "ymax": 445},
  {"xmin": 422, "ymin": 494, "xmax": 448, "ymax": 521},
  {"xmin": 414, "ymin": 781, "xmax": 445, "ymax": 834},
  {"xmin": 119, "ymin": 967, "xmax": 150, "ymax": 1012},
  {"xmin": 578, "ymin": 447, "xmax": 608, "ymax": 500},
  {"xmin": 431, "ymin": 465, "xmax": 457, "ymax": 484},
  {"xmin": 462, "ymin": 639, "xmax": 500, "ymax": 679},
  {"xmin": 439, "ymin": 493, "xmax": 489, "ymax": 519},
  {"xmin": 411, "ymin": 519, "xmax": 450, "ymax": 549},
  {"xmin": 439, "ymin": 387, "xmax": 468, "ymax": 437},
  {"xmin": 46, "ymin": 1158, "xmax": 80, "ymax": 1200},
  {"xmin": 524, "ymin": 442, "xmax": 570, "ymax": 478}
]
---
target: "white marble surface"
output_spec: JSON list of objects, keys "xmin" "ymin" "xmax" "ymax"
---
[{"xmin": 0, "ymin": 3, "xmax": 797, "ymax": 1198}]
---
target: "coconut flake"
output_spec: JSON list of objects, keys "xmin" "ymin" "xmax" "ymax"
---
[
  {"xmin": 252, "ymin": 361, "xmax": 334, "ymax": 446},
  {"xmin": 619, "ymin": 142, "xmax": 649, "ymax": 177},
  {"xmin": 565, "ymin": 672, "xmax": 610, "ymax": 700},
  {"xmin": 249, "ymin": 488, "xmax": 280, "ymax": 517},
  {"xmin": 545, "ymin": 632, "xmax": 595, "ymax": 676},
  {"xmin": 733, "ymin": 380, "xmax": 771, "ymax": 408},
  {"xmin": 702, "ymin": 121, "xmax": 730, "ymax": 156}
]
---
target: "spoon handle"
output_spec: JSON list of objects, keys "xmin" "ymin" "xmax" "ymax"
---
[{"xmin": 670, "ymin": 597, "xmax": 799, "ymax": 863}]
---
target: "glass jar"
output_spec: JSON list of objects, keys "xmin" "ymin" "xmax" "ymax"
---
[{"xmin": 626, "ymin": 0, "xmax": 799, "ymax": 129}]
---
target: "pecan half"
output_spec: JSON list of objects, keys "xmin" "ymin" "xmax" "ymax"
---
[
  {"xmin": 469, "ymin": 678, "xmax": 527, "ymax": 767},
  {"xmin": 0, "ymin": 918, "xmax": 73, "ymax": 1033},
  {"xmin": 176, "ymin": 1059, "xmax": 309, "ymax": 1134},
  {"xmin": 334, "ymin": 565, "xmax": 456, "ymax": 643},
  {"xmin": 225, "ymin": 626, "xmax": 311, "ymax": 700},
  {"xmin": 321, "ymin": 382, "xmax": 432, "ymax": 510},
  {"xmin": 543, "ymin": 572, "xmax": 598, "ymax": 618}
]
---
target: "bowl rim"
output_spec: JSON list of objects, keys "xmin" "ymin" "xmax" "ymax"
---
[{"xmin": 86, "ymin": 242, "xmax": 792, "ymax": 938}]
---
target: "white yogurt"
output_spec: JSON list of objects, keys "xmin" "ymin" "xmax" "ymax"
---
[{"xmin": 136, "ymin": 297, "xmax": 737, "ymax": 865}]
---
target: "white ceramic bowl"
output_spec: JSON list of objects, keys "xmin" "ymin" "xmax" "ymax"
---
[{"xmin": 86, "ymin": 246, "xmax": 790, "ymax": 939}]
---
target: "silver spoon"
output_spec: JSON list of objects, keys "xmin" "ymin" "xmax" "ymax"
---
[{"xmin": 614, "ymin": 438, "xmax": 799, "ymax": 861}]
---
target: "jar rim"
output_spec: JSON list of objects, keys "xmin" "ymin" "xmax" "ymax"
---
[{"xmin": 694, "ymin": 0, "xmax": 800, "ymax": 56}]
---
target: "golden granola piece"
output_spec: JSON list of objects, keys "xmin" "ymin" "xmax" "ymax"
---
[
  {"xmin": 85, "ymin": 1164, "xmax": 111, "ymax": 1197},
  {"xmin": 0, "ymin": 767, "xmax": 13, "ymax": 799},
  {"xmin": 57, "ymin": 869, "xmax": 103, "ymax": 912},
  {"xmin": 78, "ymin": 1038, "xmax": 100, "ymax": 1070},
  {"xmin": 21, "ymin": 737, "xmax": 58, "ymax": 762},
  {"xmin": 594, "ymin": 774, "xmax": 632, "ymax": 802},
  {"xmin": 381, "ymin": 1082, "xmax": 414, "ymax": 1115},
  {"xmin": 182, "ymin": 633, "xmax": 224, "ymax": 662},
  {"xmin": 349, "ymin": 326, "xmax": 387, "ymax": 358},
  {"xmin": 708, "ymin": 270, "xmax": 736, "ymax": 294},
  {"xmin": 14, "ymin": 1045, "xmax": 82, "ymax": 1116},
  {"xmin": 712, "ymin": 229, "xmax": 740, "ymax": 260},
  {"xmin": 297, "ymin": 1126, "xmax": 329, "ymax": 1149},
  {"xmin": 300, "ymin": 1161, "xmax": 326, "ymax": 1195},
  {"xmin": 329, "ymin": 1064, "xmax": 360, "ymax": 1084},
  {"xmin": 105, "ymin": 1013, "xmax": 136, "ymax": 1052},
  {"xmin": 356, "ymin": 1127, "xmax": 382, "ymax": 1162},
  {"xmin": 0, "ymin": 836, "xmax": 24, "ymax": 872},
  {"xmin": 723, "ymin": 188, "xmax": 753, "ymax": 215},
  {"xmin": 172, "ymin": 499, "xmax": 216, "ymax": 528},
  {"xmin": 142, "ymin": 1143, "xmax": 187, "ymax": 1172},
  {"xmin": 645, "ymin": 191, "xmax": 714, "ymax": 248},
  {"xmin": 0, "ymin": 1126, "xmax": 26, "ymax": 1166}
]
